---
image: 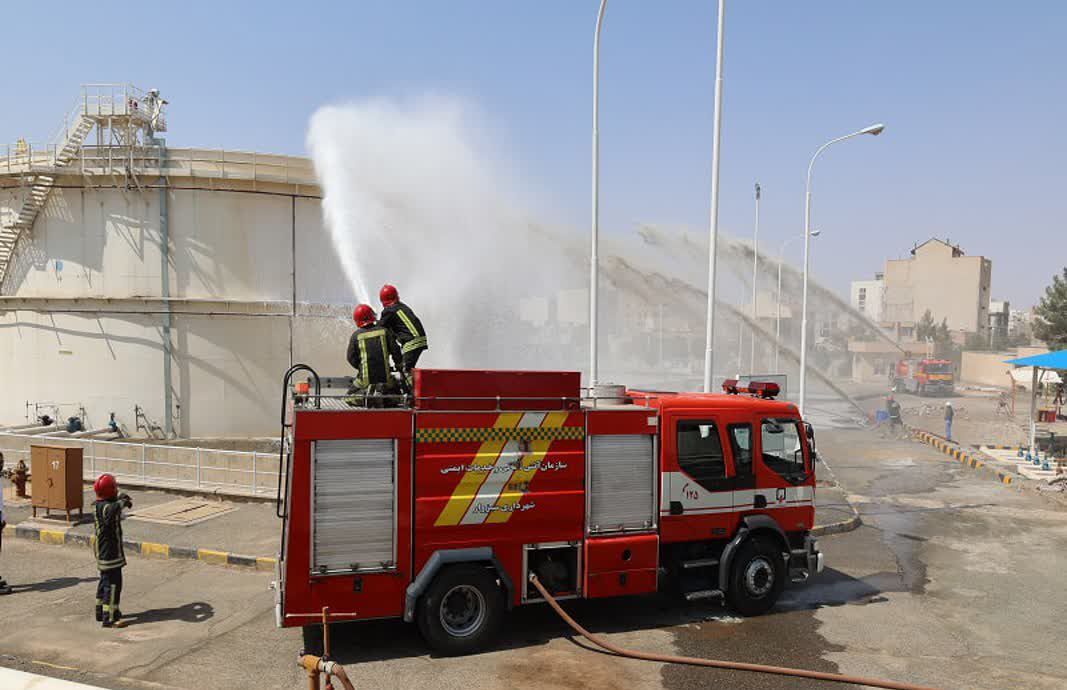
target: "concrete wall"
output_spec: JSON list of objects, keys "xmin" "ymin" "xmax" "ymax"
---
[
  {"xmin": 960, "ymin": 347, "xmax": 1048, "ymax": 388},
  {"xmin": 850, "ymin": 279, "xmax": 884, "ymax": 323},
  {"xmin": 0, "ymin": 175, "xmax": 360, "ymax": 437},
  {"xmin": 882, "ymin": 240, "xmax": 991, "ymax": 334}
]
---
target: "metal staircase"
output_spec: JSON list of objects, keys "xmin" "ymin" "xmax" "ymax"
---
[
  {"xmin": 0, "ymin": 84, "xmax": 165, "ymax": 292},
  {"xmin": 0, "ymin": 116, "xmax": 93, "ymax": 288}
]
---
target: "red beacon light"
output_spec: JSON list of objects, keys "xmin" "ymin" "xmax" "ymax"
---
[{"xmin": 722, "ymin": 379, "xmax": 780, "ymax": 399}]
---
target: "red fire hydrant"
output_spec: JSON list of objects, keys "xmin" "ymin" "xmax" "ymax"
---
[{"xmin": 12, "ymin": 460, "xmax": 29, "ymax": 498}]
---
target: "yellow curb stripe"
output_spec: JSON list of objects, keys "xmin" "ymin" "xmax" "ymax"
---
[
  {"xmin": 197, "ymin": 549, "xmax": 229, "ymax": 565},
  {"xmin": 141, "ymin": 542, "xmax": 170, "ymax": 559},
  {"xmin": 256, "ymin": 557, "xmax": 277, "ymax": 571},
  {"xmin": 40, "ymin": 530, "xmax": 66, "ymax": 545}
]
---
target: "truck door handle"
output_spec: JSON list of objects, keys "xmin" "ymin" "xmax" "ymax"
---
[
  {"xmin": 754, "ymin": 495, "xmax": 767, "ymax": 508},
  {"xmin": 669, "ymin": 501, "xmax": 683, "ymax": 516}
]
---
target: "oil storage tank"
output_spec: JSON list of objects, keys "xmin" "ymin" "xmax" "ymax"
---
[{"xmin": 0, "ymin": 84, "xmax": 355, "ymax": 437}]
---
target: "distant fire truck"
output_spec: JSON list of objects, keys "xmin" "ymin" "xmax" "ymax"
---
[
  {"xmin": 274, "ymin": 367, "xmax": 823, "ymax": 655},
  {"xmin": 891, "ymin": 358, "xmax": 955, "ymax": 396}
]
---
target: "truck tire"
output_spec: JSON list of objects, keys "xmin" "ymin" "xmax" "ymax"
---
[
  {"xmin": 725, "ymin": 537, "xmax": 785, "ymax": 617},
  {"xmin": 417, "ymin": 564, "xmax": 504, "ymax": 656}
]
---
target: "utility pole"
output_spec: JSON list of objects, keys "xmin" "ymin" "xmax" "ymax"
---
[
  {"xmin": 750, "ymin": 182, "xmax": 760, "ymax": 373},
  {"xmin": 703, "ymin": 0, "xmax": 726, "ymax": 392}
]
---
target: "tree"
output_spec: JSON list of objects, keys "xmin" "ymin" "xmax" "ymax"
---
[
  {"xmin": 916, "ymin": 309, "xmax": 936, "ymax": 341},
  {"xmin": 1034, "ymin": 268, "xmax": 1067, "ymax": 349}
]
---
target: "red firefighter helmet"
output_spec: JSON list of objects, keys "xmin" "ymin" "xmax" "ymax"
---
[
  {"xmin": 353, "ymin": 304, "xmax": 376, "ymax": 328},
  {"xmin": 379, "ymin": 284, "xmax": 399, "ymax": 307},
  {"xmin": 94, "ymin": 473, "xmax": 118, "ymax": 500}
]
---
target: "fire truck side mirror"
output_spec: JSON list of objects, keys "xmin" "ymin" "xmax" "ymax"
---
[{"xmin": 803, "ymin": 422, "xmax": 820, "ymax": 462}]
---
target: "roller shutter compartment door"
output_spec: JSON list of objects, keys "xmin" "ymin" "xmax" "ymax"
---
[
  {"xmin": 589, "ymin": 434, "xmax": 656, "ymax": 533},
  {"xmin": 312, "ymin": 439, "xmax": 395, "ymax": 574}
]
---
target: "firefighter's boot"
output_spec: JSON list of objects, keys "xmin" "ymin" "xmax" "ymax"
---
[{"xmin": 102, "ymin": 608, "xmax": 123, "ymax": 628}]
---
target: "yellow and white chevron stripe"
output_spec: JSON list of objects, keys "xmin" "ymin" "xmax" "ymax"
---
[{"xmin": 432, "ymin": 411, "xmax": 573, "ymax": 526}]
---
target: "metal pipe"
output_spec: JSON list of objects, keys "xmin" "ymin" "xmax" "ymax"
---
[
  {"xmin": 703, "ymin": 0, "xmax": 726, "ymax": 393},
  {"xmin": 589, "ymin": 0, "xmax": 607, "ymax": 393},
  {"xmin": 17, "ymin": 424, "xmax": 60, "ymax": 435},
  {"xmin": 68, "ymin": 426, "xmax": 115, "ymax": 438},
  {"xmin": 749, "ymin": 182, "xmax": 760, "ymax": 372},
  {"xmin": 1029, "ymin": 366, "xmax": 1039, "ymax": 454},
  {"xmin": 297, "ymin": 654, "xmax": 355, "ymax": 690},
  {"xmin": 157, "ymin": 138, "xmax": 173, "ymax": 437}
]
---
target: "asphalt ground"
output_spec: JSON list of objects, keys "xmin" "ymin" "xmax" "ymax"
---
[{"xmin": 1, "ymin": 426, "xmax": 1065, "ymax": 690}]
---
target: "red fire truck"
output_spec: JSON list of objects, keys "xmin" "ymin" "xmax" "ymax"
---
[
  {"xmin": 274, "ymin": 367, "xmax": 823, "ymax": 655},
  {"xmin": 891, "ymin": 358, "xmax": 955, "ymax": 396}
]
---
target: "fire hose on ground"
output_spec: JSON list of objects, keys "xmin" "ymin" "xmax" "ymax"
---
[{"xmin": 528, "ymin": 574, "xmax": 943, "ymax": 690}]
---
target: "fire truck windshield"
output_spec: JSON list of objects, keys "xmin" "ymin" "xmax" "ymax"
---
[
  {"xmin": 925, "ymin": 362, "xmax": 952, "ymax": 374},
  {"xmin": 760, "ymin": 419, "xmax": 807, "ymax": 479}
]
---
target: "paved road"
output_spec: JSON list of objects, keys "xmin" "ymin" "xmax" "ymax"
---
[{"xmin": 1, "ymin": 428, "xmax": 1065, "ymax": 690}]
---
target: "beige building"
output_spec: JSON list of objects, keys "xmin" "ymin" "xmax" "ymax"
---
[{"xmin": 882, "ymin": 238, "xmax": 991, "ymax": 338}]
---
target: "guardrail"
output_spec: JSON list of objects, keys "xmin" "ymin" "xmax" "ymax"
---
[
  {"xmin": 1, "ymin": 145, "xmax": 319, "ymax": 187},
  {"xmin": 0, "ymin": 432, "xmax": 280, "ymax": 498}
]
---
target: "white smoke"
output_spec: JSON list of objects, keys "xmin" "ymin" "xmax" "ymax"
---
[
  {"xmin": 307, "ymin": 96, "xmax": 577, "ymax": 369},
  {"xmin": 307, "ymin": 95, "xmax": 882, "ymax": 391}
]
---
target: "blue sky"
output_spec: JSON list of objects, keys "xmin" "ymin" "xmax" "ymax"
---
[{"xmin": 4, "ymin": 1, "xmax": 1064, "ymax": 307}]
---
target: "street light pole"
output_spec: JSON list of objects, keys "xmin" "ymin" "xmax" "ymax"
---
[
  {"xmin": 774, "ymin": 230, "xmax": 819, "ymax": 373},
  {"xmin": 750, "ymin": 182, "xmax": 760, "ymax": 373},
  {"xmin": 798, "ymin": 123, "xmax": 885, "ymax": 415},
  {"xmin": 589, "ymin": 0, "xmax": 607, "ymax": 396},
  {"xmin": 703, "ymin": 0, "xmax": 727, "ymax": 393}
]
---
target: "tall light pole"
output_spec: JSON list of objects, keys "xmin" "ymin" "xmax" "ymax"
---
[
  {"xmin": 798, "ymin": 123, "xmax": 885, "ymax": 414},
  {"xmin": 749, "ymin": 182, "xmax": 760, "ymax": 373},
  {"xmin": 589, "ymin": 0, "xmax": 607, "ymax": 395},
  {"xmin": 703, "ymin": 0, "xmax": 727, "ymax": 393},
  {"xmin": 775, "ymin": 230, "xmax": 819, "ymax": 373}
]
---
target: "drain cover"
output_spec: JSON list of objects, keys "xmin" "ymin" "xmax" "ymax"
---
[{"xmin": 129, "ymin": 499, "xmax": 236, "ymax": 526}]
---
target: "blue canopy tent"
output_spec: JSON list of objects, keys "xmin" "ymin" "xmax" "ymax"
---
[{"xmin": 1004, "ymin": 349, "xmax": 1067, "ymax": 452}]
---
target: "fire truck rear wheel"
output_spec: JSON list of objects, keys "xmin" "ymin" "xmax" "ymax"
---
[
  {"xmin": 417, "ymin": 564, "xmax": 504, "ymax": 656},
  {"xmin": 725, "ymin": 537, "xmax": 785, "ymax": 617}
]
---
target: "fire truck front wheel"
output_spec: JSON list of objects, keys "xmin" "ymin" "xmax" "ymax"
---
[
  {"xmin": 417, "ymin": 564, "xmax": 505, "ymax": 656},
  {"xmin": 725, "ymin": 537, "xmax": 785, "ymax": 617}
]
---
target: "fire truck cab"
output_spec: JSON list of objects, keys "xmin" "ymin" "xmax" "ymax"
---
[{"xmin": 275, "ymin": 367, "xmax": 823, "ymax": 655}]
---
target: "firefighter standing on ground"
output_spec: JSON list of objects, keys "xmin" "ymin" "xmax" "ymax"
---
[
  {"xmin": 346, "ymin": 304, "xmax": 404, "ymax": 405},
  {"xmin": 945, "ymin": 401, "xmax": 954, "ymax": 441},
  {"xmin": 885, "ymin": 394, "xmax": 902, "ymax": 433},
  {"xmin": 378, "ymin": 284, "xmax": 428, "ymax": 387},
  {"xmin": 93, "ymin": 473, "xmax": 132, "ymax": 627}
]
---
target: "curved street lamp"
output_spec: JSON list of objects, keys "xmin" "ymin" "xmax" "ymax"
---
[{"xmin": 797, "ymin": 123, "xmax": 885, "ymax": 415}]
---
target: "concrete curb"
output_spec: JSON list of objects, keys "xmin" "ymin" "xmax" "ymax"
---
[
  {"xmin": 811, "ymin": 514, "xmax": 862, "ymax": 537},
  {"xmin": 810, "ymin": 456, "xmax": 863, "ymax": 538},
  {"xmin": 908, "ymin": 427, "xmax": 1017, "ymax": 486},
  {"xmin": 2, "ymin": 522, "xmax": 276, "ymax": 572}
]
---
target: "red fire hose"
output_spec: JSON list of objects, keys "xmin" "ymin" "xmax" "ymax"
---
[{"xmin": 528, "ymin": 575, "xmax": 944, "ymax": 690}]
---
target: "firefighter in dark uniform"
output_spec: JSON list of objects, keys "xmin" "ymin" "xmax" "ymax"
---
[
  {"xmin": 92, "ymin": 473, "xmax": 132, "ymax": 627},
  {"xmin": 378, "ymin": 284, "xmax": 428, "ymax": 387},
  {"xmin": 346, "ymin": 303, "xmax": 404, "ymax": 406}
]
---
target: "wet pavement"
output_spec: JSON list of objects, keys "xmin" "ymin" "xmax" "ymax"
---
[{"xmin": 2, "ymin": 426, "xmax": 1066, "ymax": 689}]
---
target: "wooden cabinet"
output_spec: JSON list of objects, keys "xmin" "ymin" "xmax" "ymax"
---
[{"xmin": 30, "ymin": 445, "xmax": 84, "ymax": 522}]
